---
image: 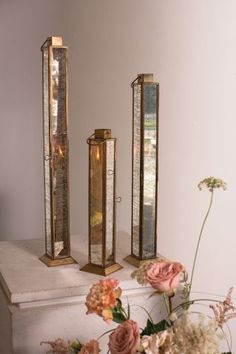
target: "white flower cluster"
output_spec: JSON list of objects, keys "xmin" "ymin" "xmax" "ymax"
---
[
  {"xmin": 138, "ymin": 313, "xmax": 225, "ymax": 354},
  {"xmin": 198, "ymin": 177, "xmax": 227, "ymax": 192},
  {"xmin": 170, "ymin": 313, "xmax": 224, "ymax": 354}
]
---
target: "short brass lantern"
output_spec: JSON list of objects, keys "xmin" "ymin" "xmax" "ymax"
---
[
  {"xmin": 40, "ymin": 36, "xmax": 77, "ymax": 266},
  {"xmin": 81, "ymin": 129, "xmax": 122, "ymax": 276},
  {"xmin": 125, "ymin": 74, "xmax": 159, "ymax": 267}
]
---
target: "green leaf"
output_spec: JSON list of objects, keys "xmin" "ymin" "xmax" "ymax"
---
[
  {"xmin": 112, "ymin": 312, "xmax": 127, "ymax": 324},
  {"xmin": 116, "ymin": 298, "xmax": 122, "ymax": 308},
  {"xmin": 141, "ymin": 319, "xmax": 170, "ymax": 336}
]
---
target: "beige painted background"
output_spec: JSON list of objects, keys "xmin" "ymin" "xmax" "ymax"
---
[{"xmin": 1, "ymin": 0, "xmax": 236, "ymax": 345}]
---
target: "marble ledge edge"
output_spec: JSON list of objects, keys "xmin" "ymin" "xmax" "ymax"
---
[
  {"xmin": 9, "ymin": 286, "xmax": 157, "ymax": 312},
  {"xmin": 1, "ymin": 277, "xmax": 156, "ymax": 307}
]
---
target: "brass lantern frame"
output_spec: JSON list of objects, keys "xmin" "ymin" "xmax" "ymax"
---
[
  {"xmin": 125, "ymin": 74, "xmax": 159, "ymax": 267},
  {"xmin": 39, "ymin": 36, "xmax": 77, "ymax": 267},
  {"xmin": 81, "ymin": 129, "xmax": 122, "ymax": 276}
]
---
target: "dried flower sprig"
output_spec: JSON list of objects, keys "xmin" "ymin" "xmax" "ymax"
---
[
  {"xmin": 40, "ymin": 338, "xmax": 72, "ymax": 354},
  {"xmin": 210, "ymin": 287, "xmax": 236, "ymax": 328}
]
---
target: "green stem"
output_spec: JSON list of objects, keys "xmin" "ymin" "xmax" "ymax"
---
[
  {"xmin": 168, "ymin": 295, "xmax": 173, "ymax": 315},
  {"xmin": 120, "ymin": 306, "xmax": 129, "ymax": 320},
  {"xmin": 172, "ymin": 298, "xmax": 221, "ymax": 313},
  {"xmin": 163, "ymin": 293, "xmax": 170, "ymax": 316},
  {"xmin": 130, "ymin": 304, "xmax": 154, "ymax": 324},
  {"xmin": 189, "ymin": 190, "xmax": 214, "ymax": 296}
]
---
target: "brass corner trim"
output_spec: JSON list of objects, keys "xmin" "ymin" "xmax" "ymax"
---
[
  {"xmin": 137, "ymin": 73, "xmax": 154, "ymax": 83},
  {"xmin": 80, "ymin": 262, "xmax": 123, "ymax": 276},
  {"xmin": 94, "ymin": 129, "xmax": 112, "ymax": 139},
  {"xmin": 124, "ymin": 254, "xmax": 157, "ymax": 268},
  {"xmin": 50, "ymin": 36, "xmax": 63, "ymax": 46},
  {"xmin": 39, "ymin": 254, "xmax": 78, "ymax": 267}
]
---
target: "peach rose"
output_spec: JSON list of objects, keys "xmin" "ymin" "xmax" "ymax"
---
[
  {"xmin": 145, "ymin": 261, "xmax": 184, "ymax": 292},
  {"xmin": 108, "ymin": 320, "xmax": 140, "ymax": 354}
]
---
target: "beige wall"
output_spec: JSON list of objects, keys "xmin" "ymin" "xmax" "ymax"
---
[
  {"xmin": 68, "ymin": 0, "xmax": 236, "ymax": 293},
  {"xmin": 0, "ymin": 0, "xmax": 69, "ymax": 240},
  {"xmin": 1, "ymin": 0, "xmax": 236, "ymax": 330}
]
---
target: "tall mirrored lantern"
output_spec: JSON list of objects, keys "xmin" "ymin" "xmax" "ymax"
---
[
  {"xmin": 40, "ymin": 36, "xmax": 77, "ymax": 266},
  {"xmin": 125, "ymin": 74, "xmax": 159, "ymax": 267},
  {"xmin": 81, "ymin": 129, "xmax": 122, "ymax": 276}
]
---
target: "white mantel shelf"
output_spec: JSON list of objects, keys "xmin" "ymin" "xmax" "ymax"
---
[
  {"xmin": 0, "ymin": 231, "xmax": 153, "ymax": 305},
  {"xmin": 0, "ymin": 232, "xmax": 165, "ymax": 354}
]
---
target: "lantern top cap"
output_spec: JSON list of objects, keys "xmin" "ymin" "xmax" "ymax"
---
[
  {"xmin": 95, "ymin": 129, "xmax": 112, "ymax": 139},
  {"xmin": 137, "ymin": 74, "xmax": 154, "ymax": 83},
  {"xmin": 41, "ymin": 36, "xmax": 63, "ymax": 49},
  {"xmin": 50, "ymin": 36, "xmax": 63, "ymax": 45}
]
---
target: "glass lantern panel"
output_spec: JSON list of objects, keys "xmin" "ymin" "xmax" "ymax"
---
[
  {"xmin": 132, "ymin": 84, "xmax": 141, "ymax": 257},
  {"xmin": 142, "ymin": 84, "xmax": 157, "ymax": 259},
  {"xmin": 90, "ymin": 143, "xmax": 104, "ymax": 266},
  {"xmin": 43, "ymin": 47, "xmax": 52, "ymax": 257},
  {"xmin": 51, "ymin": 47, "xmax": 69, "ymax": 258},
  {"xmin": 105, "ymin": 140, "xmax": 115, "ymax": 266}
]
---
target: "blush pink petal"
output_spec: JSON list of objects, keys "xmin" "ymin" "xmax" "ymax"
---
[
  {"xmin": 145, "ymin": 262, "xmax": 184, "ymax": 292},
  {"xmin": 108, "ymin": 320, "xmax": 140, "ymax": 354}
]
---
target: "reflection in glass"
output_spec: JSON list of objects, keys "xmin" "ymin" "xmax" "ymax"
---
[
  {"xmin": 90, "ymin": 144, "xmax": 103, "ymax": 265},
  {"xmin": 142, "ymin": 84, "xmax": 157, "ymax": 259},
  {"xmin": 43, "ymin": 47, "xmax": 52, "ymax": 257},
  {"xmin": 105, "ymin": 140, "xmax": 115, "ymax": 266},
  {"xmin": 132, "ymin": 84, "xmax": 141, "ymax": 258},
  {"xmin": 51, "ymin": 47, "xmax": 69, "ymax": 257}
]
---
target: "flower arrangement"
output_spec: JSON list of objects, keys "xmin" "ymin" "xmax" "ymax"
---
[{"xmin": 42, "ymin": 177, "xmax": 235, "ymax": 354}]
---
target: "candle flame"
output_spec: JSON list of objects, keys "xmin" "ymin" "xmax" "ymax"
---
[
  {"xmin": 96, "ymin": 146, "xmax": 100, "ymax": 161},
  {"xmin": 58, "ymin": 145, "xmax": 64, "ymax": 158}
]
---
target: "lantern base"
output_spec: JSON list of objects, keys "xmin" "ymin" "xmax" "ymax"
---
[
  {"xmin": 39, "ymin": 254, "xmax": 78, "ymax": 267},
  {"xmin": 124, "ymin": 254, "xmax": 158, "ymax": 268},
  {"xmin": 80, "ymin": 262, "xmax": 123, "ymax": 276}
]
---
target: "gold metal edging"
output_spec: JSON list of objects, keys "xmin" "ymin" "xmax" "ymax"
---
[
  {"xmin": 48, "ymin": 44, "xmax": 55, "ymax": 259},
  {"xmin": 102, "ymin": 140, "xmax": 106, "ymax": 268}
]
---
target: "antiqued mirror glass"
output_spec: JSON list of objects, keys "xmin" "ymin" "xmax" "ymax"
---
[
  {"xmin": 142, "ymin": 84, "xmax": 157, "ymax": 258},
  {"xmin": 105, "ymin": 140, "xmax": 115, "ymax": 266}
]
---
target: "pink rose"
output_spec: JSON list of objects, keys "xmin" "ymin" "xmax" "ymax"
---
[
  {"xmin": 145, "ymin": 261, "xmax": 184, "ymax": 292},
  {"xmin": 108, "ymin": 320, "xmax": 140, "ymax": 354}
]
